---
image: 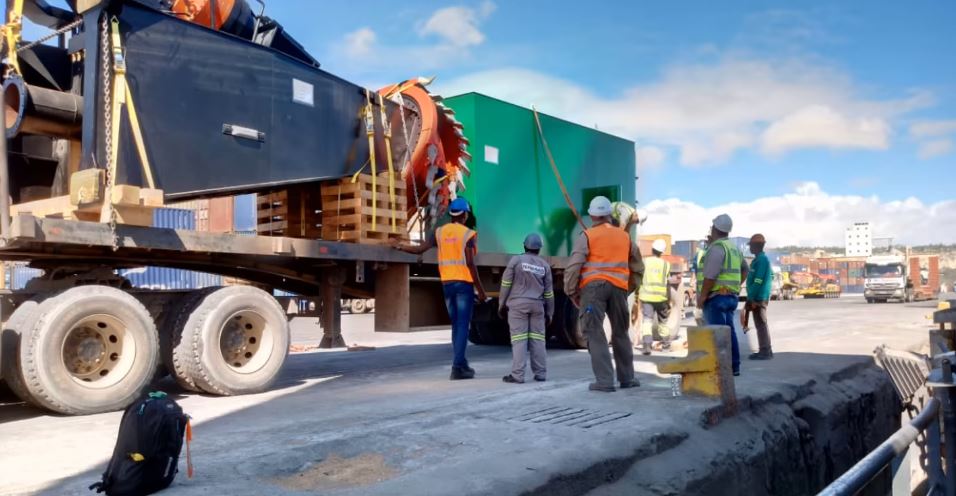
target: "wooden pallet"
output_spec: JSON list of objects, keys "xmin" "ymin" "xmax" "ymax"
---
[
  {"xmin": 10, "ymin": 184, "xmax": 163, "ymax": 227},
  {"xmin": 320, "ymin": 173, "xmax": 408, "ymax": 245},
  {"xmin": 257, "ymin": 187, "xmax": 322, "ymax": 239}
]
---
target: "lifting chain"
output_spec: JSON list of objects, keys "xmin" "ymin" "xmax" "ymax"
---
[
  {"xmin": 100, "ymin": 14, "xmax": 118, "ymax": 251},
  {"xmin": 394, "ymin": 93, "xmax": 422, "ymax": 237},
  {"xmin": 15, "ymin": 18, "xmax": 83, "ymax": 53}
]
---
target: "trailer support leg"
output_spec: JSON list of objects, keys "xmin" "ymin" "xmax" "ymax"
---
[
  {"xmin": 375, "ymin": 263, "xmax": 410, "ymax": 332},
  {"xmin": 319, "ymin": 267, "xmax": 347, "ymax": 348}
]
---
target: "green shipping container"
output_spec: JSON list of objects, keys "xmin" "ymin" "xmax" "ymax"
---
[{"xmin": 444, "ymin": 93, "xmax": 636, "ymax": 257}]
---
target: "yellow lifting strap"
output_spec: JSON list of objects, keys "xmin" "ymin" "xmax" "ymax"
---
[
  {"xmin": 377, "ymin": 92, "xmax": 397, "ymax": 232},
  {"xmin": 2, "ymin": 0, "xmax": 25, "ymax": 76},
  {"xmin": 362, "ymin": 89, "xmax": 378, "ymax": 230},
  {"xmin": 109, "ymin": 17, "xmax": 156, "ymax": 190}
]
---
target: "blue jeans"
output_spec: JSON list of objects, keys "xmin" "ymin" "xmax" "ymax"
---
[
  {"xmin": 703, "ymin": 294, "xmax": 740, "ymax": 373},
  {"xmin": 443, "ymin": 282, "xmax": 475, "ymax": 369}
]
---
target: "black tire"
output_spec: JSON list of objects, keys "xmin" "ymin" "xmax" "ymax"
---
[
  {"xmin": 175, "ymin": 286, "xmax": 289, "ymax": 396},
  {"xmin": 160, "ymin": 288, "xmax": 217, "ymax": 393},
  {"xmin": 16, "ymin": 286, "xmax": 159, "ymax": 415},
  {"xmin": 468, "ymin": 297, "xmax": 510, "ymax": 346},
  {"xmin": 1, "ymin": 299, "xmax": 44, "ymax": 406},
  {"xmin": 547, "ymin": 291, "xmax": 586, "ymax": 349}
]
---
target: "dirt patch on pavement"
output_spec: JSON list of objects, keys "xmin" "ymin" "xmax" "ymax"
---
[{"xmin": 272, "ymin": 453, "xmax": 399, "ymax": 491}]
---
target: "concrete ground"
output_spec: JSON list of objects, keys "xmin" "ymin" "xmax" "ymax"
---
[{"xmin": 0, "ymin": 295, "xmax": 947, "ymax": 495}]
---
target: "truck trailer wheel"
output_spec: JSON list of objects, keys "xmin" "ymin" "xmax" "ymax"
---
[
  {"xmin": 15, "ymin": 286, "xmax": 159, "ymax": 415},
  {"xmin": 175, "ymin": 286, "xmax": 289, "ymax": 396},
  {"xmin": 350, "ymin": 299, "xmax": 368, "ymax": 314},
  {"xmin": 161, "ymin": 289, "xmax": 217, "ymax": 393},
  {"xmin": 1, "ymin": 299, "xmax": 43, "ymax": 407},
  {"xmin": 468, "ymin": 298, "xmax": 510, "ymax": 346},
  {"xmin": 547, "ymin": 292, "xmax": 587, "ymax": 349}
]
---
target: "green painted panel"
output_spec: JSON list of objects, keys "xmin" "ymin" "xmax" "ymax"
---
[{"xmin": 444, "ymin": 93, "xmax": 636, "ymax": 257}]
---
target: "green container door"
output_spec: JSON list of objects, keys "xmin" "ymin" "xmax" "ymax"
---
[{"xmin": 444, "ymin": 93, "xmax": 636, "ymax": 257}]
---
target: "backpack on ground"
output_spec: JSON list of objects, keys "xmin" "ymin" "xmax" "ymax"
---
[{"xmin": 90, "ymin": 391, "xmax": 192, "ymax": 496}]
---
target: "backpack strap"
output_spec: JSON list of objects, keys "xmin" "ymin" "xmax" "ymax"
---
[{"xmin": 185, "ymin": 416, "xmax": 194, "ymax": 479}]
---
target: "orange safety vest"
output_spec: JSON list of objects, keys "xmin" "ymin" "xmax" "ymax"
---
[
  {"xmin": 580, "ymin": 224, "xmax": 631, "ymax": 291},
  {"xmin": 437, "ymin": 223, "xmax": 477, "ymax": 283}
]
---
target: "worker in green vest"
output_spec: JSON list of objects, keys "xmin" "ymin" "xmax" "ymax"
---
[
  {"xmin": 693, "ymin": 235, "xmax": 712, "ymax": 299},
  {"xmin": 639, "ymin": 239, "xmax": 671, "ymax": 355},
  {"xmin": 695, "ymin": 214, "xmax": 749, "ymax": 376}
]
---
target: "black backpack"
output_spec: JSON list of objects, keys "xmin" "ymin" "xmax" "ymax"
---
[{"xmin": 90, "ymin": 392, "xmax": 192, "ymax": 496}]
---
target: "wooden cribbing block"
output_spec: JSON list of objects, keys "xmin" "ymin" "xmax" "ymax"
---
[{"xmin": 320, "ymin": 173, "xmax": 408, "ymax": 245}]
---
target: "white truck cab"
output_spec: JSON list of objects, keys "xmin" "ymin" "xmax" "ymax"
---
[{"xmin": 864, "ymin": 255, "xmax": 909, "ymax": 303}]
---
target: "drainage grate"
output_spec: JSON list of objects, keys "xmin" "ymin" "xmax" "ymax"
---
[{"xmin": 506, "ymin": 406, "xmax": 632, "ymax": 429}]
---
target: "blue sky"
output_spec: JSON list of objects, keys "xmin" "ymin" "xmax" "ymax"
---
[{"xmin": 24, "ymin": 1, "xmax": 956, "ymax": 244}]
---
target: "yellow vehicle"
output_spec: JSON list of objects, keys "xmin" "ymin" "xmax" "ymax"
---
[{"xmin": 796, "ymin": 273, "xmax": 842, "ymax": 299}]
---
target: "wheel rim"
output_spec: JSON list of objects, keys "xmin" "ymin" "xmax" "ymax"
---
[
  {"xmin": 61, "ymin": 314, "xmax": 136, "ymax": 389},
  {"xmin": 219, "ymin": 310, "xmax": 274, "ymax": 374}
]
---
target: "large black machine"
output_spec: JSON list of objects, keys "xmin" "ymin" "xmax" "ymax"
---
[{"xmin": 1, "ymin": 0, "xmax": 470, "ymax": 221}]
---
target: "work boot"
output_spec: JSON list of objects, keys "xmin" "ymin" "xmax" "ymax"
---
[
  {"xmin": 620, "ymin": 379, "xmax": 640, "ymax": 389},
  {"xmin": 661, "ymin": 337, "xmax": 672, "ymax": 352},
  {"xmin": 588, "ymin": 382, "xmax": 616, "ymax": 392},
  {"xmin": 749, "ymin": 350, "xmax": 774, "ymax": 360},
  {"xmin": 450, "ymin": 367, "xmax": 475, "ymax": 380},
  {"xmin": 463, "ymin": 365, "xmax": 476, "ymax": 374},
  {"xmin": 534, "ymin": 376, "xmax": 546, "ymax": 382},
  {"xmin": 642, "ymin": 336, "xmax": 653, "ymax": 356},
  {"xmin": 502, "ymin": 375, "xmax": 523, "ymax": 384}
]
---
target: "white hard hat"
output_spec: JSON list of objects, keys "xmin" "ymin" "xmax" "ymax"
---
[
  {"xmin": 712, "ymin": 213, "xmax": 733, "ymax": 233},
  {"xmin": 588, "ymin": 196, "xmax": 612, "ymax": 217},
  {"xmin": 636, "ymin": 209, "xmax": 648, "ymax": 225},
  {"xmin": 652, "ymin": 238, "xmax": 667, "ymax": 253}
]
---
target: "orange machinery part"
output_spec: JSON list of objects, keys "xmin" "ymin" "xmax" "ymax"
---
[
  {"xmin": 379, "ymin": 80, "xmax": 469, "ymax": 217},
  {"xmin": 170, "ymin": 0, "xmax": 237, "ymax": 30}
]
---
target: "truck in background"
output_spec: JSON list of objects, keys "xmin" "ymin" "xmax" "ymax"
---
[{"xmin": 864, "ymin": 252, "xmax": 940, "ymax": 303}]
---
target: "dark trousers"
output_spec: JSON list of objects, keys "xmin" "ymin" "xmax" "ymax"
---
[
  {"xmin": 751, "ymin": 300, "xmax": 772, "ymax": 352},
  {"xmin": 443, "ymin": 282, "xmax": 474, "ymax": 369},
  {"xmin": 580, "ymin": 281, "xmax": 634, "ymax": 387},
  {"xmin": 704, "ymin": 294, "xmax": 740, "ymax": 373}
]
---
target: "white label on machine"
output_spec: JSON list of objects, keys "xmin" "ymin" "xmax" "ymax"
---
[
  {"xmin": 484, "ymin": 145, "xmax": 499, "ymax": 164},
  {"xmin": 292, "ymin": 79, "xmax": 314, "ymax": 106}
]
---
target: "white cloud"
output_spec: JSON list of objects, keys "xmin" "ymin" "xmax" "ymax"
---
[
  {"xmin": 761, "ymin": 105, "xmax": 889, "ymax": 155},
  {"xmin": 343, "ymin": 27, "xmax": 377, "ymax": 57},
  {"xmin": 918, "ymin": 139, "xmax": 954, "ymax": 159},
  {"xmin": 640, "ymin": 182, "xmax": 956, "ymax": 246},
  {"xmin": 332, "ymin": 3, "xmax": 496, "ymax": 75},
  {"xmin": 436, "ymin": 59, "xmax": 931, "ymax": 167},
  {"xmin": 910, "ymin": 119, "xmax": 956, "ymax": 138},
  {"xmin": 635, "ymin": 146, "xmax": 665, "ymax": 171},
  {"xmin": 419, "ymin": 6, "xmax": 488, "ymax": 47}
]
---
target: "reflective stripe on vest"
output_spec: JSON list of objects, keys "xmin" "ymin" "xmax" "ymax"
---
[
  {"xmin": 705, "ymin": 238, "xmax": 742, "ymax": 294},
  {"xmin": 639, "ymin": 256, "xmax": 670, "ymax": 303},
  {"xmin": 437, "ymin": 223, "xmax": 476, "ymax": 283},
  {"xmin": 580, "ymin": 224, "xmax": 631, "ymax": 291}
]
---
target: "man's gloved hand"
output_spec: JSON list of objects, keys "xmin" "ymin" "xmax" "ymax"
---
[
  {"xmin": 546, "ymin": 315, "xmax": 553, "ymax": 328},
  {"xmin": 498, "ymin": 306, "xmax": 508, "ymax": 319},
  {"xmin": 693, "ymin": 308, "xmax": 705, "ymax": 326}
]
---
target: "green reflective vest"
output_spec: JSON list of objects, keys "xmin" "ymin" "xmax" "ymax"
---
[
  {"xmin": 639, "ymin": 256, "xmax": 670, "ymax": 303},
  {"xmin": 695, "ymin": 249, "xmax": 706, "ymax": 293},
  {"xmin": 705, "ymin": 238, "xmax": 742, "ymax": 294}
]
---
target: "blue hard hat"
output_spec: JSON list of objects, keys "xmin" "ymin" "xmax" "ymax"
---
[
  {"xmin": 449, "ymin": 198, "xmax": 471, "ymax": 216},
  {"xmin": 523, "ymin": 233, "xmax": 543, "ymax": 250}
]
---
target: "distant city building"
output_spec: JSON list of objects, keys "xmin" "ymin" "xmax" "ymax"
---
[{"xmin": 845, "ymin": 222, "xmax": 872, "ymax": 257}]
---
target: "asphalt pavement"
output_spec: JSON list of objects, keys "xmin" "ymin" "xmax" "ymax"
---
[{"xmin": 0, "ymin": 295, "xmax": 945, "ymax": 495}]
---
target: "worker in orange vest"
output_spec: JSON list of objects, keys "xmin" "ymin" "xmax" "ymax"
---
[
  {"xmin": 564, "ymin": 196, "xmax": 644, "ymax": 392},
  {"xmin": 395, "ymin": 198, "xmax": 487, "ymax": 380}
]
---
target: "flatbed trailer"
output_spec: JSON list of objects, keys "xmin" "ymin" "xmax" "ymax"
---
[{"xmin": 0, "ymin": 214, "xmax": 581, "ymax": 414}]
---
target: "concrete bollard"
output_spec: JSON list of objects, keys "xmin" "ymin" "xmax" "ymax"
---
[{"xmin": 657, "ymin": 326, "xmax": 737, "ymax": 413}]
